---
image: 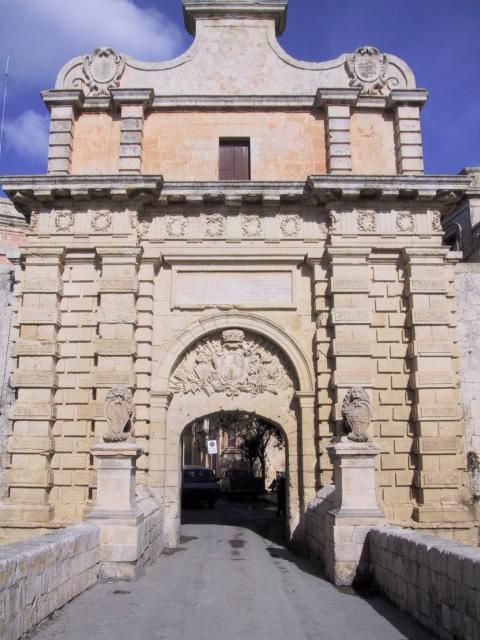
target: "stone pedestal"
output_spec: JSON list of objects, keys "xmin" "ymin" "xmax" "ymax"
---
[
  {"xmin": 87, "ymin": 442, "xmax": 145, "ymax": 580},
  {"xmin": 325, "ymin": 441, "xmax": 386, "ymax": 586}
]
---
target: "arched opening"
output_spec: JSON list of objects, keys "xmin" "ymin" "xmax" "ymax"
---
[
  {"xmin": 180, "ymin": 410, "xmax": 288, "ymax": 543},
  {"xmin": 149, "ymin": 314, "xmax": 316, "ymax": 548}
]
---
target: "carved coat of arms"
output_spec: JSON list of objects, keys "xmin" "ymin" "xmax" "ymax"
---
[
  {"xmin": 170, "ymin": 330, "xmax": 293, "ymax": 397},
  {"xmin": 341, "ymin": 387, "xmax": 371, "ymax": 442},
  {"xmin": 103, "ymin": 386, "xmax": 135, "ymax": 442},
  {"xmin": 346, "ymin": 47, "xmax": 390, "ymax": 96},
  {"xmin": 83, "ymin": 48, "xmax": 126, "ymax": 96}
]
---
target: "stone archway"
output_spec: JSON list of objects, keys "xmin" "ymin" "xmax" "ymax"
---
[{"xmin": 149, "ymin": 313, "xmax": 316, "ymax": 548}]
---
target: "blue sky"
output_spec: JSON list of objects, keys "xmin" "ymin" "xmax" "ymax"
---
[{"xmin": 0, "ymin": 0, "xmax": 478, "ymax": 178}]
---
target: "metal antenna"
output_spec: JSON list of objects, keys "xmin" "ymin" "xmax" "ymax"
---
[{"xmin": 0, "ymin": 55, "xmax": 10, "ymax": 160}]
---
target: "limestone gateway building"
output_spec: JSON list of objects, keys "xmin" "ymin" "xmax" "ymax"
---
[{"xmin": 0, "ymin": 0, "xmax": 479, "ymax": 557}]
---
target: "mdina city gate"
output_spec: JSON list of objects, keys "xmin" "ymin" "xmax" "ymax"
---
[{"xmin": 0, "ymin": 6, "xmax": 479, "ymax": 635}]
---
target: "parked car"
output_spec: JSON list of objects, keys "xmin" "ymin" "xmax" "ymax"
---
[
  {"xmin": 220, "ymin": 468, "xmax": 261, "ymax": 501},
  {"xmin": 182, "ymin": 465, "xmax": 219, "ymax": 508}
]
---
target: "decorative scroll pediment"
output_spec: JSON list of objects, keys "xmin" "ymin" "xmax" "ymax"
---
[{"xmin": 170, "ymin": 329, "xmax": 294, "ymax": 397}]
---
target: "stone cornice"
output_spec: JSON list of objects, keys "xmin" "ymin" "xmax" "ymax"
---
[
  {"xmin": 183, "ymin": 0, "xmax": 288, "ymax": 36},
  {"xmin": 51, "ymin": 93, "xmax": 428, "ymax": 113},
  {"xmin": 0, "ymin": 176, "xmax": 164, "ymax": 213},
  {"xmin": 307, "ymin": 175, "xmax": 471, "ymax": 205},
  {"xmin": 0, "ymin": 175, "xmax": 472, "ymax": 214}
]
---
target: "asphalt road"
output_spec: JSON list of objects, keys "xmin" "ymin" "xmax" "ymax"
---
[{"xmin": 30, "ymin": 499, "xmax": 434, "ymax": 640}]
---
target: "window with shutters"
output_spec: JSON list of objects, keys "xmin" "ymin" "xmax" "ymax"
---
[{"xmin": 219, "ymin": 139, "xmax": 250, "ymax": 180}]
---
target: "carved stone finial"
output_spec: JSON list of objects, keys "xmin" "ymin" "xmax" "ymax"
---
[
  {"xmin": 341, "ymin": 387, "xmax": 371, "ymax": 442},
  {"xmin": 103, "ymin": 386, "xmax": 135, "ymax": 442},
  {"xmin": 346, "ymin": 46, "xmax": 396, "ymax": 96},
  {"xmin": 83, "ymin": 47, "xmax": 126, "ymax": 96}
]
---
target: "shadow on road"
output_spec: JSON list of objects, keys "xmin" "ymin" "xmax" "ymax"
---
[{"xmin": 181, "ymin": 496, "xmax": 286, "ymax": 546}]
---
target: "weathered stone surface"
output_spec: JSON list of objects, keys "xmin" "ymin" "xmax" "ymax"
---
[{"xmin": 369, "ymin": 527, "xmax": 480, "ymax": 640}]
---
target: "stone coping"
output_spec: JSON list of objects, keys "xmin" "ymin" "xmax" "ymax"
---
[
  {"xmin": 183, "ymin": 0, "xmax": 289, "ymax": 36},
  {"xmin": 0, "ymin": 175, "xmax": 473, "ymax": 213}
]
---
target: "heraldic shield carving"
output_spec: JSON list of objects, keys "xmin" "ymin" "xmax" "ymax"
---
[{"xmin": 170, "ymin": 330, "xmax": 295, "ymax": 397}]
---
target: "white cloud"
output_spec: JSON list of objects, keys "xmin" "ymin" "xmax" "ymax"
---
[
  {"xmin": 4, "ymin": 110, "xmax": 49, "ymax": 160},
  {"xmin": 0, "ymin": 0, "xmax": 185, "ymax": 91}
]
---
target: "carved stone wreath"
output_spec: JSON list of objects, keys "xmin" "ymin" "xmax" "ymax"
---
[
  {"xmin": 55, "ymin": 210, "xmax": 74, "ymax": 232},
  {"xmin": 92, "ymin": 211, "xmax": 112, "ymax": 232},
  {"xmin": 167, "ymin": 216, "xmax": 187, "ymax": 238},
  {"xmin": 357, "ymin": 210, "xmax": 376, "ymax": 232},
  {"xmin": 170, "ymin": 329, "xmax": 294, "ymax": 398},
  {"xmin": 83, "ymin": 48, "xmax": 126, "ymax": 97},
  {"xmin": 242, "ymin": 215, "xmax": 262, "ymax": 238},
  {"xmin": 396, "ymin": 211, "xmax": 415, "ymax": 233},
  {"xmin": 431, "ymin": 210, "xmax": 442, "ymax": 232},
  {"xmin": 346, "ymin": 46, "xmax": 396, "ymax": 96},
  {"xmin": 205, "ymin": 214, "xmax": 225, "ymax": 237},
  {"xmin": 280, "ymin": 215, "xmax": 301, "ymax": 237}
]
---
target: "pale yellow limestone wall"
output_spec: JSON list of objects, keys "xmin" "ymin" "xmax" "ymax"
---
[
  {"xmin": 142, "ymin": 111, "xmax": 327, "ymax": 180},
  {"xmin": 71, "ymin": 114, "xmax": 121, "ymax": 174},
  {"xmin": 351, "ymin": 111, "xmax": 397, "ymax": 175}
]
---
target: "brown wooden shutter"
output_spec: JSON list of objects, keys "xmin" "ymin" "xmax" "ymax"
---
[{"xmin": 219, "ymin": 139, "xmax": 250, "ymax": 180}]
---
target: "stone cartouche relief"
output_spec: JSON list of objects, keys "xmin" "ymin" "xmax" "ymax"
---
[
  {"xmin": 341, "ymin": 386, "xmax": 372, "ymax": 442},
  {"xmin": 170, "ymin": 329, "xmax": 294, "ymax": 398},
  {"xmin": 55, "ymin": 210, "xmax": 75, "ymax": 232},
  {"xmin": 29, "ymin": 212, "xmax": 39, "ymax": 232},
  {"xmin": 82, "ymin": 47, "xmax": 126, "ymax": 96},
  {"xmin": 103, "ymin": 385, "xmax": 135, "ymax": 442},
  {"xmin": 204, "ymin": 214, "xmax": 225, "ymax": 238},
  {"xmin": 329, "ymin": 210, "xmax": 340, "ymax": 233},
  {"xmin": 431, "ymin": 210, "xmax": 442, "ymax": 232},
  {"xmin": 128, "ymin": 211, "xmax": 150, "ymax": 239},
  {"xmin": 346, "ymin": 46, "xmax": 397, "ymax": 96}
]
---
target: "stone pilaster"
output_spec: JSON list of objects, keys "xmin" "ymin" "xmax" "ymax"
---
[
  {"xmin": 42, "ymin": 90, "xmax": 84, "ymax": 175},
  {"xmin": 111, "ymin": 89, "xmax": 154, "ymax": 174},
  {"xmin": 389, "ymin": 90, "xmax": 427, "ymax": 176},
  {"xmin": 327, "ymin": 247, "xmax": 373, "ymax": 421},
  {"xmin": 133, "ymin": 248, "xmax": 161, "ymax": 484},
  {"xmin": 149, "ymin": 392, "xmax": 172, "ymax": 544},
  {"xmin": 308, "ymin": 254, "xmax": 334, "ymax": 486},
  {"xmin": 296, "ymin": 392, "xmax": 317, "ymax": 509},
  {"xmin": 95, "ymin": 248, "xmax": 141, "ymax": 444},
  {"xmin": 316, "ymin": 89, "xmax": 359, "ymax": 174},
  {"xmin": 1, "ymin": 247, "xmax": 65, "ymax": 524},
  {"xmin": 53, "ymin": 250, "xmax": 98, "ymax": 522},
  {"xmin": 403, "ymin": 247, "xmax": 471, "ymax": 526}
]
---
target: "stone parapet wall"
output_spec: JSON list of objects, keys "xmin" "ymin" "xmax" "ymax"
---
[
  {"xmin": 136, "ymin": 488, "xmax": 164, "ymax": 567},
  {"xmin": 0, "ymin": 525, "xmax": 100, "ymax": 640},
  {"xmin": 369, "ymin": 527, "xmax": 480, "ymax": 640}
]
